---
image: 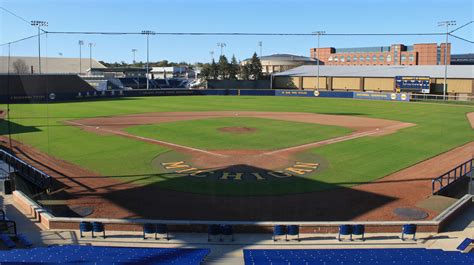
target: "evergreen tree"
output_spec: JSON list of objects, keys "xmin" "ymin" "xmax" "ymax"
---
[
  {"xmin": 210, "ymin": 59, "xmax": 218, "ymax": 80},
  {"xmin": 240, "ymin": 63, "xmax": 251, "ymax": 80},
  {"xmin": 249, "ymin": 52, "xmax": 263, "ymax": 80},
  {"xmin": 228, "ymin": 55, "xmax": 240, "ymax": 80},
  {"xmin": 218, "ymin": 55, "xmax": 229, "ymax": 80},
  {"xmin": 200, "ymin": 63, "xmax": 211, "ymax": 79}
]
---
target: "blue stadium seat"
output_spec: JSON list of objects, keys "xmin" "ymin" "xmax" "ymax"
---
[
  {"xmin": 401, "ymin": 224, "xmax": 417, "ymax": 241},
  {"xmin": 286, "ymin": 225, "xmax": 300, "ymax": 241},
  {"xmin": 220, "ymin": 225, "xmax": 234, "ymax": 242},
  {"xmin": 352, "ymin": 224, "xmax": 365, "ymax": 241},
  {"xmin": 338, "ymin": 225, "xmax": 353, "ymax": 241},
  {"xmin": 143, "ymin": 223, "xmax": 157, "ymax": 239},
  {"xmin": 0, "ymin": 234, "xmax": 15, "ymax": 249},
  {"xmin": 79, "ymin": 221, "xmax": 92, "ymax": 238},
  {"xmin": 92, "ymin": 222, "xmax": 105, "ymax": 238},
  {"xmin": 273, "ymin": 225, "xmax": 286, "ymax": 242},
  {"xmin": 243, "ymin": 248, "xmax": 474, "ymax": 265},
  {"xmin": 0, "ymin": 245, "xmax": 210, "ymax": 264},
  {"xmin": 207, "ymin": 224, "xmax": 221, "ymax": 242},
  {"xmin": 457, "ymin": 238, "xmax": 473, "ymax": 253},
  {"xmin": 16, "ymin": 233, "xmax": 33, "ymax": 248},
  {"xmin": 156, "ymin": 224, "xmax": 169, "ymax": 240}
]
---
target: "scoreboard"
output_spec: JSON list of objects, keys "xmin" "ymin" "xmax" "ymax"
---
[{"xmin": 395, "ymin": 76, "xmax": 431, "ymax": 94}]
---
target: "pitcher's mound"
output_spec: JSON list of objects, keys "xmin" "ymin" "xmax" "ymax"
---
[{"xmin": 218, "ymin": 127, "xmax": 257, "ymax": 134}]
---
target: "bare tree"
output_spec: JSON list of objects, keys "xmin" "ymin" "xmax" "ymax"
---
[{"xmin": 12, "ymin": 59, "xmax": 29, "ymax": 74}]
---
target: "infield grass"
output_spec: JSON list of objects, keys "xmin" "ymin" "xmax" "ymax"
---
[
  {"xmin": 125, "ymin": 117, "xmax": 352, "ymax": 150},
  {"xmin": 1, "ymin": 96, "xmax": 473, "ymax": 195}
]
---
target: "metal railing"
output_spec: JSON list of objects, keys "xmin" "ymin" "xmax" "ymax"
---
[
  {"xmin": 411, "ymin": 93, "xmax": 474, "ymax": 103},
  {"xmin": 432, "ymin": 159, "xmax": 473, "ymax": 195},
  {"xmin": 0, "ymin": 149, "xmax": 52, "ymax": 190}
]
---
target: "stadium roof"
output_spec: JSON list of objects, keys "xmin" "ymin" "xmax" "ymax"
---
[
  {"xmin": 243, "ymin": 54, "xmax": 318, "ymax": 63},
  {"xmin": 0, "ymin": 56, "xmax": 106, "ymax": 74},
  {"xmin": 273, "ymin": 65, "xmax": 474, "ymax": 79}
]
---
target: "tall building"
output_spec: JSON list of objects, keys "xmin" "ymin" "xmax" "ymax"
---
[{"xmin": 310, "ymin": 43, "xmax": 451, "ymax": 66}]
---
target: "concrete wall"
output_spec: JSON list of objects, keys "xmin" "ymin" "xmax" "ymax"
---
[
  {"xmin": 302, "ymin": 77, "xmax": 328, "ymax": 90},
  {"xmin": 434, "ymin": 78, "xmax": 473, "ymax": 94},
  {"xmin": 332, "ymin": 77, "xmax": 361, "ymax": 90},
  {"xmin": 364, "ymin": 78, "xmax": 394, "ymax": 92}
]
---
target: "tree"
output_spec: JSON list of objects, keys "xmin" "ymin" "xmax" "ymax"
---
[
  {"xmin": 12, "ymin": 59, "xmax": 29, "ymax": 74},
  {"xmin": 228, "ymin": 55, "xmax": 240, "ymax": 80},
  {"xmin": 210, "ymin": 59, "xmax": 218, "ymax": 80},
  {"xmin": 200, "ymin": 63, "xmax": 211, "ymax": 79},
  {"xmin": 240, "ymin": 63, "xmax": 251, "ymax": 80},
  {"xmin": 218, "ymin": 55, "xmax": 229, "ymax": 80},
  {"xmin": 249, "ymin": 52, "xmax": 263, "ymax": 80}
]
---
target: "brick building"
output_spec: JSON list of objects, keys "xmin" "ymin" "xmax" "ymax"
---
[{"xmin": 310, "ymin": 43, "xmax": 451, "ymax": 66}]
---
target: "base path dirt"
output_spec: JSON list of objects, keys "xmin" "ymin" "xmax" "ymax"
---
[{"xmin": 467, "ymin": 112, "xmax": 474, "ymax": 129}]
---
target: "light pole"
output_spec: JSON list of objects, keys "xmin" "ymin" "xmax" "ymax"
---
[
  {"xmin": 142, "ymin": 30, "xmax": 155, "ymax": 89},
  {"xmin": 217, "ymin": 42, "xmax": 226, "ymax": 57},
  {"xmin": 132, "ymin": 49, "xmax": 138, "ymax": 64},
  {"xmin": 258, "ymin": 41, "xmax": 263, "ymax": 57},
  {"xmin": 209, "ymin": 51, "xmax": 214, "ymax": 61},
  {"xmin": 88, "ymin": 42, "xmax": 95, "ymax": 72},
  {"xmin": 313, "ymin": 31, "xmax": 325, "ymax": 90},
  {"xmin": 438, "ymin": 21, "xmax": 456, "ymax": 100},
  {"xmin": 78, "ymin": 40, "xmax": 84, "ymax": 74},
  {"xmin": 30, "ymin": 20, "xmax": 48, "ymax": 74}
]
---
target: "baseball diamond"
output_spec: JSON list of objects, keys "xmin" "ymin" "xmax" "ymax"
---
[{"xmin": 1, "ymin": 95, "xmax": 473, "ymax": 221}]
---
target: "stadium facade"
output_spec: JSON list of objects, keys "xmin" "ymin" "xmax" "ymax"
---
[{"xmin": 310, "ymin": 43, "xmax": 451, "ymax": 66}]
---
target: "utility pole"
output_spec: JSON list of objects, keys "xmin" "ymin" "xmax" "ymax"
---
[
  {"xmin": 217, "ymin": 42, "xmax": 226, "ymax": 57},
  {"xmin": 78, "ymin": 40, "xmax": 84, "ymax": 74},
  {"xmin": 142, "ymin": 30, "xmax": 155, "ymax": 89},
  {"xmin": 132, "ymin": 49, "xmax": 138, "ymax": 64},
  {"xmin": 30, "ymin": 20, "xmax": 48, "ymax": 74},
  {"xmin": 312, "ymin": 31, "xmax": 325, "ymax": 90},
  {"xmin": 437, "ymin": 21, "xmax": 456, "ymax": 100}
]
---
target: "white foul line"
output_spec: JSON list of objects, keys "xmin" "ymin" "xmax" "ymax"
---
[{"xmin": 65, "ymin": 120, "xmax": 227, "ymax": 157}]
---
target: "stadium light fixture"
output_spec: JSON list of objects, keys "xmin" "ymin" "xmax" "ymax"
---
[
  {"xmin": 30, "ymin": 20, "xmax": 48, "ymax": 74},
  {"xmin": 312, "ymin": 31, "xmax": 325, "ymax": 90},
  {"xmin": 438, "ymin": 21, "xmax": 456, "ymax": 100},
  {"xmin": 217, "ymin": 42, "xmax": 226, "ymax": 57},
  {"xmin": 142, "ymin": 30, "xmax": 155, "ymax": 89},
  {"xmin": 88, "ymin": 42, "xmax": 95, "ymax": 71},
  {"xmin": 78, "ymin": 40, "xmax": 84, "ymax": 74},
  {"xmin": 258, "ymin": 41, "xmax": 263, "ymax": 57},
  {"xmin": 209, "ymin": 51, "xmax": 215, "ymax": 61},
  {"xmin": 132, "ymin": 49, "xmax": 138, "ymax": 64}
]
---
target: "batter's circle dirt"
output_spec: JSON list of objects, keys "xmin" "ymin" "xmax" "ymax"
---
[{"xmin": 218, "ymin": 127, "xmax": 257, "ymax": 134}]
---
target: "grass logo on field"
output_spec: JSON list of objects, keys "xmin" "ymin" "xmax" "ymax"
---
[
  {"xmin": 314, "ymin": 90, "xmax": 320, "ymax": 97},
  {"xmin": 390, "ymin": 93, "xmax": 397, "ymax": 100}
]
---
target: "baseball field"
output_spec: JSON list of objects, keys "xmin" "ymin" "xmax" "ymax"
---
[{"xmin": 1, "ymin": 95, "xmax": 473, "ymax": 221}]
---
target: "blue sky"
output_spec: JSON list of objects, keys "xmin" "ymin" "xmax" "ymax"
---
[{"xmin": 1, "ymin": 0, "xmax": 472, "ymax": 63}]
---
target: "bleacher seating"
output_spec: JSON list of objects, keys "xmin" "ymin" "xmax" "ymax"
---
[
  {"xmin": 243, "ymin": 248, "xmax": 474, "ymax": 265},
  {"xmin": 457, "ymin": 238, "xmax": 473, "ymax": 253},
  {"xmin": 0, "ymin": 245, "xmax": 210, "ymax": 264}
]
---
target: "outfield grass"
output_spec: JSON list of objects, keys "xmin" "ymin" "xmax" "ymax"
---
[
  {"xmin": 125, "ymin": 117, "xmax": 352, "ymax": 150},
  {"xmin": 1, "ymin": 96, "xmax": 473, "ymax": 195}
]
